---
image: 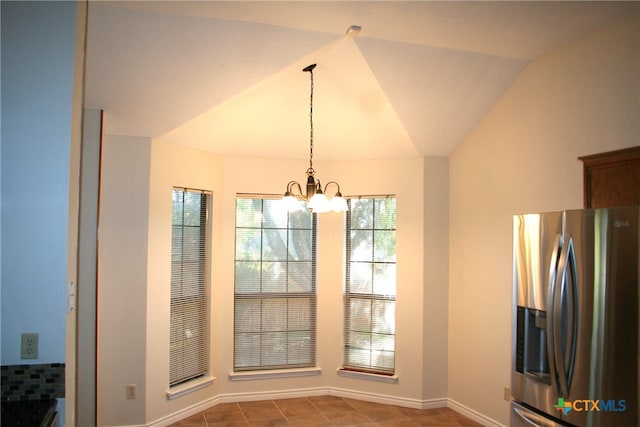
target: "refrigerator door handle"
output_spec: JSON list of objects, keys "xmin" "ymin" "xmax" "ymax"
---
[
  {"xmin": 512, "ymin": 403, "xmax": 566, "ymax": 427},
  {"xmin": 513, "ymin": 405, "xmax": 544, "ymax": 426},
  {"xmin": 547, "ymin": 233, "xmax": 563, "ymax": 396},
  {"xmin": 553, "ymin": 236, "xmax": 578, "ymax": 397},
  {"xmin": 564, "ymin": 238, "xmax": 577, "ymax": 393}
]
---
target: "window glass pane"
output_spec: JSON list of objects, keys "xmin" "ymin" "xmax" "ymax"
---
[
  {"xmin": 375, "ymin": 198, "xmax": 396, "ymax": 229},
  {"xmin": 235, "ymin": 299, "xmax": 261, "ymax": 332},
  {"xmin": 288, "ymin": 297, "xmax": 312, "ymax": 330},
  {"xmin": 288, "ymin": 261, "xmax": 313, "ymax": 292},
  {"xmin": 171, "ymin": 263, "xmax": 203, "ymax": 297},
  {"xmin": 373, "ymin": 264, "xmax": 396, "ymax": 297},
  {"xmin": 289, "ymin": 208, "xmax": 313, "ymax": 229},
  {"xmin": 183, "ymin": 192, "xmax": 204, "ymax": 226},
  {"xmin": 349, "ymin": 263, "xmax": 373, "ymax": 294},
  {"xmin": 261, "ymin": 332, "xmax": 287, "ymax": 366},
  {"xmin": 236, "ymin": 229, "xmax": 262, "ymax": 261},
  {"xmin": 349, "ymin": 199, "xmax": 373, "ymax": 229},
  {"xmin": 234, "ymin": 261, "xmax": 261, "ymax": 293},
  {"xmin": 289, "ymin": 230, "xmax": 312, "ymax": 260},
  {"xmin": 288, "ymin": 331, "xmax": 313, "ymax": 364},
  {"xmin": 260, "ymin": 298, "xmax": 288, "ymax": 331},
  {"xmin": 371, "ymin": 349, "xmax": 395, "ymax": 370},
  {"xmin": 371, "ymin": 299, "xmax": 395, "ymax": 334},
  {"xmin": 263, "ymin": 229, "xmax": 288, "ymax": 261},
  {"xmin": 263, "ymin": 199, "xmax": 288, "ymax": 228},
  {"xmin": 234, "ymin": 333, "xmax": 260, "ymax": 368},
  {"xmin": 350, "ymin": 230, "xmax": 372, "ymax": 262},
  {"xmin": 374, "ymin": 230, "xmax": 396, "ymax": 263},
  {"xmin": 262, "ymin": 261, "xmax": 288, "ymax": 293},
  {"xmin": 236, "ymin": 198, "xmax": 262, "ymax": 227},
  {"xmin": 348, "ymin": 298, "xmax": 371, "ymax": 331}
]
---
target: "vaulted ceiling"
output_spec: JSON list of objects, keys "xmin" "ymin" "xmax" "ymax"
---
[{"xmin": 84, "ymin": 1, "xmax": 637, "ymax": 160}]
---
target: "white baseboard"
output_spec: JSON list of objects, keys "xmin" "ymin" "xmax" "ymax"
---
[
  {"xmin": 448, "ymin": 398, "xmax": 507, "ymax": 427},
  {"xmin": 145, "ymin": 388, "xmax": 504, "ymax": 427},
  {"xmin": 329, "ymin": 387, "xmax": 447, "ymax": 410},
  {"xmin": 147, "ymin": 387, "xmax": 329, "ymax": 427},
  {"xmin": 218, "ymin": 386, "xmax": 329, "ymax": 404},
  {"xmin": 147, "ymin": 394, "xmax": 223, "ymax": 427}
]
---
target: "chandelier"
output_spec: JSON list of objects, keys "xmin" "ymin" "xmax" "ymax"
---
[{"xmin": 282, "ymin": 64, "xmax": 348, "ymax": 213}]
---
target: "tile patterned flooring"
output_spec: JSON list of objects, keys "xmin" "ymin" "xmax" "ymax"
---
[{"xmin": 168, "ymin": 395, "xmax": 483, "ymax": 427}]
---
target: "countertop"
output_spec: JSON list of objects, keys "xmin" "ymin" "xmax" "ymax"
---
[{"xmin": 1, "ymin": 399, "xmax": 57, "ymax": 427}]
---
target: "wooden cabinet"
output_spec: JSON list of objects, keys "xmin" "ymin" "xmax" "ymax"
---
[{"xmin": 579, "ymin": 146, "xmax": 640, "ymax": 208}]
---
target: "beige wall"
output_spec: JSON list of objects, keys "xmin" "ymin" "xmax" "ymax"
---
[
  {"xmin": 449, "ymin": 15, "xmax": 639, "ymax": 425},
  {"xmin": 422, "ymin": 156, "xmax": 449, "ymax": 401},
  {"xmin": 98, "ymin": 135, "xmax": 152, "ymax": 426}
]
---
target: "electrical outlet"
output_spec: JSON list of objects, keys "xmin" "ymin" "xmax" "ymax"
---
[
  {"xmin": 126, "ymin": 384, "xmax": 137, "ymax": 400},
  {"xmin": 503, "ymin": 386, "xmax": 511, "ymax": 401},
  {"xmin": 21, "ymin": 333, "xmax": 38, "ymax": 359}
]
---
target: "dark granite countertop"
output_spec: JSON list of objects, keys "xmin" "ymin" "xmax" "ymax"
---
[{"xmin": 1, "ymin": 399, "xmax": 57, "ymax": 427}]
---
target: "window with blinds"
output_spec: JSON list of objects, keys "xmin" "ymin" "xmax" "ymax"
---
[
  {"xmin": 343, "ymin": 197, "xmax": 397, "ymax": 375},
  {"xmin": 170, "ymin": 188, "xmax": 210, "ymax": 387},
  {"xmin": 234, "ymin": 197, "xmax": 316, "ymax": 371}
]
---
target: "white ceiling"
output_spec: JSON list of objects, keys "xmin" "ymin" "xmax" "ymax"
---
[{"xmin": 84, "ymin": 1, "xmax": 637, "ymax": 160}]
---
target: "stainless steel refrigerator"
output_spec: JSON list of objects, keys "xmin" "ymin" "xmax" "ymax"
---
[{"xmin": 511, "ymin": 206, "xmax": 638, "ymax": 426}]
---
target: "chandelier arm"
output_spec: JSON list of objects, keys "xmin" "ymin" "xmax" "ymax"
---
[
  {"xmin": 323, "ymin": 181, "xmax": 342, "ymax": 195},
  {"xmin": 286, "ymin": 181, "xmax": 304, "ymax": 198}
]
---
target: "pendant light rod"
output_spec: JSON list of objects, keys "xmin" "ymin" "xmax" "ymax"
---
[{"xmin": 304, "ymin": 64, "xmax": 316, "ymax": 174}]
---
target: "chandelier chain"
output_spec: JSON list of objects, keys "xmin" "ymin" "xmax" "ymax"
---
[{"xmin": 308, "ymin": 67, "xmax": 314, "ymax": 172}]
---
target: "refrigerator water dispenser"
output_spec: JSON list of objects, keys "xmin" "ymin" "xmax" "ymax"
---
[{"xmin": 516, "ymin": 306, "xmax": 551, "ymax": 384}]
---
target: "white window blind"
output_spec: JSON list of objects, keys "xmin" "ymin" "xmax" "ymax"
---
[
  {"xmin": 170, "ymin": 188, "xmax": 210, "ymax": 387},
  {"xmin": 234, "ymin": 197, "xmax": 316, "ymax": 371},
  {"xmin": 344, "ymin": 197, "xmax": 397, "ymax": 375}
]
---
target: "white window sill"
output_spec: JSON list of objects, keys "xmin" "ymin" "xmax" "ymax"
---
[
  {"xmin": 166, "ymin": 376, "xmax": 215, "ymax": 400},
  {"xmin": 337, "ymin": 368, "xmax": 399, "ymax": 384},
  {"xmin": 229, "ymin": 367, "xmax": 322, "ymax": 381}
]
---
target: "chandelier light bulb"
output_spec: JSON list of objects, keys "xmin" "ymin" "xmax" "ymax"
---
[
  {"xmin": 282, "ymin": 194, "xmax": 303, "ymax": 212},
  {"xmin": 330, "ymin": 195, "xmax": 348, "ymax": 212}
]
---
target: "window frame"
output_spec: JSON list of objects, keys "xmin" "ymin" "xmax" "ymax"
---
[
  {"xmin": 232, "ymin": 195, "xmax": 318, "ymax": 372},
  {"xmin": 169, "ymin": 188, "xmax": 212, "ymax": 389},
  {"xmin": 342, "ymin": 196, "xmax": 397, "ymax": 376}
]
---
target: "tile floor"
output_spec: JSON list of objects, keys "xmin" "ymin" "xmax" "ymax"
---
[{"xmin": 168, "ymin": 395, "xmax": 483, "ymax": 426}]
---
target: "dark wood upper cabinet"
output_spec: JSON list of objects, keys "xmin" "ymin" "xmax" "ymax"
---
[{"xmin": 579, "ymin": 146, "xmax": 640, "ymax": 208}]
